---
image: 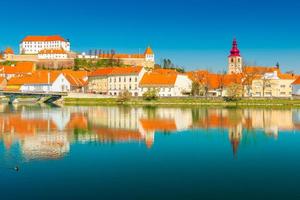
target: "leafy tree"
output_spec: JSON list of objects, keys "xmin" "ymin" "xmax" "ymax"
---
[
  {"xmin": 224, "ymin": 83, "xmax": 243, "ymax": 101},
  {"xmin": 143, "ymin": 89, "xmax": 158, "ymax": 101},
  {"xmin": 117, "ymin": 90, "xmax": 132, "ymax": 102}
]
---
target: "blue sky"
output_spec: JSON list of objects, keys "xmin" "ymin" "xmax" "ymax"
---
[{"xmin": 1, "ymin": 0, "xmax": 300, "ymax": 72}]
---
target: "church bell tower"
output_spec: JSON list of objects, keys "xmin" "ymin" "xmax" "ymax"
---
[{"xmin": 228, "ymin": 38, "xmax": 242, "ymax": 74}]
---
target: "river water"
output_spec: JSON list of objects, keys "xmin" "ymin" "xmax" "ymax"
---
[{"xmin": 1, "ymin": 104, "xmax": 300, "ymax": 199}]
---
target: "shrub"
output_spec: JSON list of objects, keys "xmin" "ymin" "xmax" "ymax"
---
[
  {"xmin": 117, "ymin": 90, "xmax": 132, "ymax": 102},
  {"xmin": 143, "ymin": 89, "xmax": 158, "ymax": 101}
]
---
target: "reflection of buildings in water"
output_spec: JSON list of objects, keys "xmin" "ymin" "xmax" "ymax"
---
[
  {"xmin": 1, "ymin": 106, "xmax": 300, "ymax": 158},
  {"xmin": 87, "ymin": 107, "xmax": 193, "ymax": 148},
  {"xmin": 21, "ymin": 133, "xmax": 70, "ymax": 160},
  {"xmin": 245, "ymin": 109, "xmax": 294, "ymax": 138},
  {"xmin": 228, "ymin": 124, "xmax": 243, "ymax": 157}
]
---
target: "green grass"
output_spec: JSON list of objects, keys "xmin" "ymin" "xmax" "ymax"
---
[{"xmin": 63, "ymin": 97, "xmax": 300, "ymax": 108}]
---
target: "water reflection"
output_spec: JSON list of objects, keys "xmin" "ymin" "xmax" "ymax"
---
[{"xmin": 0, "ymin": 104, "xmax": 300, "ymax": 160}]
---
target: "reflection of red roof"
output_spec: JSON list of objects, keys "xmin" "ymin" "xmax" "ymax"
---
[
  {"xmin": 66, "ymin": 113, "xmax": 88, "ymax": 129},
  {"xmin": 94, "ymin": 128, "xmax": 142, "ymax": 142},
  {"xmin": 140, "ymin": 119, "xmax": 177, "ymax": 132}
]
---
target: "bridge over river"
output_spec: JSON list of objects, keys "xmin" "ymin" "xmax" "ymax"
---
[{"xmin": 0, "ymin": 91, "xmax": 68, "ymax": 104}]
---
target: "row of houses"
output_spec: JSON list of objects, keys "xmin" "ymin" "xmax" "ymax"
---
[
  {"xmin": 88, "ymin": 66, "xmax": 192, "ymax": 97},
  {"xmin": 0, "ymin": 62, "xmax": 87, "ymax": 93},
  {"xmin": 187, "ymin": 66, "xmax": 300, "ymax": 98}
]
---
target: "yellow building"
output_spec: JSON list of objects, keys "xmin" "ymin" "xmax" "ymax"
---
[
  {"xmin": 251, "ymin": 71, "xmax": 296, "ymax": 97},
  {"xmin": 88, "ymin": 68, "xmax": 115, "ymax": 94}
]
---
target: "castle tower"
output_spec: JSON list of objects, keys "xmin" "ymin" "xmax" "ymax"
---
[
  {"xmin": 144, "ymin": 46, "xmax": 155, "ymax": 69},
  {"xmin": 228, "ymin": 39, "xmax": 242, "ymax": 74}
]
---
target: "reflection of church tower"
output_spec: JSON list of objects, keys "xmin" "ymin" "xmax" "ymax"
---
[
  {"xmin": 228, "ymin": 38, "xmax": 243, "ymax": 74},
  {"xmin": 145, "ymin": 132, "xmax": 154, "ymax": 149},
  {"xmin": 228, "ymin": 124, "xmax": 243, "ymax": 157}
]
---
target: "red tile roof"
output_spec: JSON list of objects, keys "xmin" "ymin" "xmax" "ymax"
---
[
  {"xmin": 144, "ymin": 46, "xmax": 154, "ymax": 55},
  {"xmin": 292, "ymin": 77, "xmax": 300, "ymax": 85},
  {"xmin": 109, "ymin": 66, "xmax": 143, "ymax": 76},
  {"xmin": 0, "ymin": 62, "xmax": 35, "ymax": 74},
  {"xmin": 21, "ymin": 35, "xmax": 66, "ymax": 42},
  {"xmin": 7, "ymin": 71, "xmax": 60, "ymax": 85},
  {"xmin": 89, "ymin": 67, "xmax": 115, "ymax": 77},
  {"xmin": 243, "ymin": 66, "xmax": 280, "ymax": 74},
  {"xmin": 140, "ymin": 72, "xmax": 177, "ymax": 86},
  {"xmin": 4, "ymin": 47, "xmax": 14, "ymax": 54}
]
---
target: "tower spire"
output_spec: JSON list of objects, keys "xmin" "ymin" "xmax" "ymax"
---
[{"xmin": 229, "ymin": 38, "xmax": 240, "ymax": 57}]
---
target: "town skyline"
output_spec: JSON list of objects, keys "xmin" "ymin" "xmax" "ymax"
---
[{"xmin": 1, "ymin": 0, "xmax": 300, "ymax": 72}]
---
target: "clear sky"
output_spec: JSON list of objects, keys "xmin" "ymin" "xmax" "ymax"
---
[{"xmin": 1, "ymin": 0, "xmax": 300, "ymax": 72}]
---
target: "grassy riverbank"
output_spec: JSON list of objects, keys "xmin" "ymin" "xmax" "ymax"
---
[{"xmin": 63, "ymin": 97, "xmax": 300, "ymax": 108}]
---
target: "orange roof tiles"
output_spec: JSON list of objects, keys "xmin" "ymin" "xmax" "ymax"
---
[
  {"xmin": 187, "ymin": 70, "xmax": 242, "ymax": 89},
  {"xmin": 140, "ymin": 72, "xmax": 177, "ymax": 86},
  {"xmin": 243, "ymin": 66, "xmax": 280, "ymax": 74},
  {"xmin": 89, "ymin": 67, "xmax": 115, "ymax": 77},
  {"xmin": 140, "ymin": 119, "xmax": 177, "ymax": 132},
  {"xmin": 4, "ymin": 47, "xmax": 14, "ymax": 54},
  {"xmin": 7, "ymin": 71, "xmax": 60, "ymax": 85},
  {"xmin": 278, "ymin": 73, "xmax": 297, "ymax": 80},
  {"xmin": 22, "ymin": 35, "xmax": 66, "ymax": 42},
  {"xmin": 292, "ymin": 77, "xmax": 300, "ymax": 85},
  {"xmin": 6, "ymin": 69, "xmax": 87, "ymax": 87},
  {"xmin": 144, "ymin": 46, "xmax": 154, "ymax": 55},
  {"xmin": 109, "ymin": 66, "xmax": 143, "ymax": 75},
  {"xmin": 0, "ymin": 62, "xmax": 35, "ymax": 74}
]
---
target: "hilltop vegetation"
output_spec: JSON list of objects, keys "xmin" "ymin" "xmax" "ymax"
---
[{"xmin": 74, "ymin": 58, "xmax": 129, "ymax": 71}]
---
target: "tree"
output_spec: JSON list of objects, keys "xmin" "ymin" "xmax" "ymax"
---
[
  {"xmin": 191, "ymin": 81, "xmax": 200, "ymax": 96},
  {"xmin": 117, "ymin": 90, "xmax": 132, "ymax": 102},
  {"xmin": 143, "ymin": 89, "xmax": 158, "ymax": 101},
  {"xmin": 225, "ymin": 83, "xmax": 243, "ymax": 101}
]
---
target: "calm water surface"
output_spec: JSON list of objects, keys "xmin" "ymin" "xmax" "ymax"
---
[{"xmin": 1, "ymin": 104, "xmax": 300, "ymax": 199}]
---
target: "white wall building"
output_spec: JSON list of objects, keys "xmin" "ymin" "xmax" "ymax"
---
[
  {"xmin": 20, "ymin": 73, "xmax": 71, "ymax": 92},
  {"xmin": 20, "ymin": 35, "xmax": 70, "ymax": 55},
  {"xmin": 139, "ymin": 72, "xmax": 192, "ymax": 97},
  {"xmin": 38, "ymin": 49, "xmax": 68, "ymax": 60},
  {"xmin": 108, "ymin": 66, "xmax": 146, "ymax": 96}
]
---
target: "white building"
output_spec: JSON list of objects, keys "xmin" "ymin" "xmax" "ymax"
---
[
  {"xmin": 20, "ymin": 35, "xmax": 70, "ymax": 55},
  {"xmin": 139, "ymin": 71, "xmax": 192, "ymax": 97},
  {"xmin": 20, "ymin": 72, "xmax": 71, "ymax": 92},
  {"xmin": 38, "ymin": 49, "xmax": 68, "ymax": 60},
  {"xmin": 108, "ymin": 66, "xmax": 146, "ymax": 96}
]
